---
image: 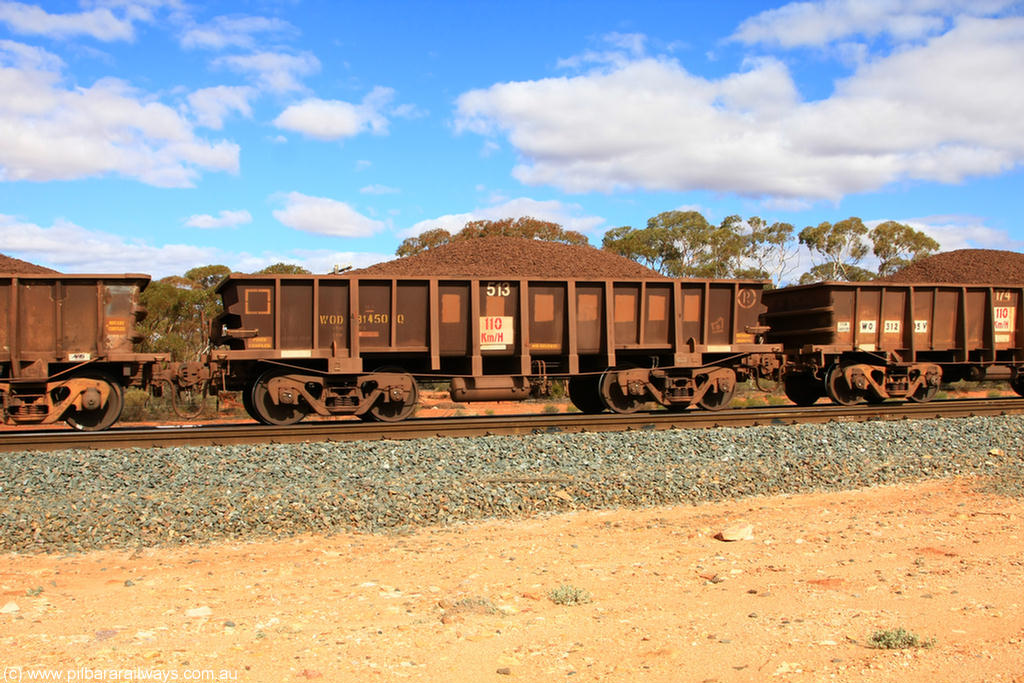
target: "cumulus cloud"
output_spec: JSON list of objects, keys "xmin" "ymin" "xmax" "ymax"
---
[
  {"xmin": 184, "ymin": 209, "xmax": 252, "ymax": 229},
  {"xmin": 0, "ymin": 214, "xmax": 218, "ymax": 276},
  {"xmin": 181, "ymin": 14, "xmax": 294, "ymax": 50},
  {"xmin": 187, "ymin": 85, "xmax": 255, "ymax": 129},
  {"xmin": 272, "ymin": 192, "xmax": 385, "ymax": 237},
  {"xmin": 454, "ymin": 17, "xmax": 1024, "ymax": 201},
  {"xmin": 892, "ymin": 215, "xmax": 1022, "ymax": 251},
  {"xmin": 401, "ymin": 197, "xmax": 605, "ymax": 239},
  {"xmin": 273, "ymin": 87, "xmax": 395, "ymax": 140},
  {"xmin": 0, "ymin": 40, "xmax": 239, "ymax": 186},
  {"xmin": 214, "ymin": 50, "xmax": 320, "ymax": 93},
  {"xmin": 0, "ymin": 1, "xmax": 137, "ymax": 41},
  {"xmin": 730, "ymin": 0, "xmax": 1014, "ymax": 48}
]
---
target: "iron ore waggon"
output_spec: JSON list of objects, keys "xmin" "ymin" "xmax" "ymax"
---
[
  {"xmin": 208, "ymin": 274, "xmax": 781, "ymax": 424},
  {"xmin": 0, "ymin": 273, "xmax": 169, "ymax": 430},
  {"xmin": 763, "ymin": 281, "xmax": 1024, "ymax": 405}
]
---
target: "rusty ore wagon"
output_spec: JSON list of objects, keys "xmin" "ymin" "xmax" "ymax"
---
[
  {"xmin": 0, "ymin": 274, "xmax": 170, "ymax": 430},
  {"xmin": 208, "ymin": 274, "xmax": 781, "ymax": 424},
  {"xmin": 762, "ymin": 281, "xmax": 1024, "ymax": 405}
]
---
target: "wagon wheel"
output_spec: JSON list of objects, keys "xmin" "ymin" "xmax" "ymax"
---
[
  {"xmin": 250, "ymin": 369, "xmax": 306, "ymax": 426},
  {"xmin": 697, "ymin": 372, "xmax": 736, "ymax": 411},
  {"xmin": 1011, "ymin": 374, "xmax": 1024, "ymax": 398},
  {"xmin": 908, "ymin": 382, "xmax": 939, "ymax": 403},
  {"xmin": 65, "ymin": 372, "xmax": 124, "ymax": 431},
  {"xmin": 783, "ymin": 373, "xmax": 824, "ymax": 407},
  {"xmin": 825, "ymin": 365, "xmax": 860, "ymax": 406},
  {"xmin": 362, "ymin": 368, "xmax": 419, "ymax": 422},
  {"xmin": 568, "ymin": 376, "xmax": 605, "ymax": 414},
  {"xmin": 865, "ymin": 390, "xmax": 888, "ymax": 405},
  {"xmin": 599, "ymin": 368, "xmax": 644, "ymax": 414}
]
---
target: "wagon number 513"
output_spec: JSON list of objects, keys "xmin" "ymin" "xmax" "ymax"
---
[{"xmin": 486, "ymin": 282, "xmax": 511, "ymax": 296}]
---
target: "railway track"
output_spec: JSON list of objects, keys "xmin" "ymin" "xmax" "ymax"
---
[{"xmin": 3, "ymin": 397, "xmax": 1024, "ymax": 453}]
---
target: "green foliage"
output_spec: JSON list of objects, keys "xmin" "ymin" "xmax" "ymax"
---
[
  {"xmin": 798, "ymin": 217, "xmax": 870, "ymax": 283},
  {"xmin": 868, "ymin": 628, "xmax": 935, "ymax": 650},
  {"xmin": 604, "ymin": 211, "xmax": 802, "ymax": 283},
  {"xmin": 603, "ymin": 210, "xmax": 743, "ymax": 278},
  {"xmin": 742, "ymin": 216, "xmax": 797, "ymax": 283},
  {"xmin": 257, "ymin": 262, "xmax": 311, "ymax": 274},
  {"xmin": 139, "ymin": 264, "xmax": 229, "ymax": 361},
  {"xmin": 396, "ymin": 227, "xmax": 454, "ymax": 257},
  {"xmin": 548, "ymin": 584, "xmax": 592, "ymax": 605},
  {"xmin": 396, "ymin": 217, "xmax": 589, "ymax": 256},
  {"xmin": 869, "ymin": 221, "xmax": 940, "ymax": 277}
]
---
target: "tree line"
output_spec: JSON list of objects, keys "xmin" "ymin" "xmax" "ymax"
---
[{"xmin": 143, "ymin": 213, "xmax": 939, "ymax": 360}]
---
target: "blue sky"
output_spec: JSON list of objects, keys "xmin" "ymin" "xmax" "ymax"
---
[{"xmin": 0, "ymin": 0, "xmax": 1022, "ymax": 279}]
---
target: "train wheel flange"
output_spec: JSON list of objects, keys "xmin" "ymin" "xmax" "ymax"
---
[
  {"xmin": 362, "ymin": 368, "xmax": 419, "ymax": 422},
  {"xmin": 65, "ymin": 373, "xmax": 124, "ymax": 431},
  {"xmin": 599, "ymin": 368, "xmax": 645, "ymax": 414},
  {"xmin": 908, "ymin": 383, "xmax": 939, "ymax": 403},
  {"xmin": 825, "ymin": 366, "xmax": 861, "ymax": 406},
  {"xmin": 697, "ymin": 371, "xmax": 736, "ymax": 411},
  {"xmin": 568, "ymin": 376, "xmax": 605, "ymax": 414},
  {"xmin": 783, "ymin": 373, "xmax": 824, "ymax": 407},
  {"xmin": 251, "ymin": 369, "xmax": 306, "ymax": 425}
]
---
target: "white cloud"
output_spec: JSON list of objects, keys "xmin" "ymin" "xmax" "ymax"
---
[
  {"xmin": 454, "ymin": 17, "xmax": 1024, "ymax": 201},
  {"xmin": 401, "ymin": 197, "xmax": 605, "ymax": 238},
  {"xmin": 0, "ymin": 40, "xmax": 239, "ymax": 186},
  {"xmin": 0, "ymin": 214, "xmax": 218, "ymax": 277},
  {"xmin": 184, "ymin": 209, "xmax": 252, "ymax": 229},
  {"xmin": 889, "ymin": 215, "xmax": 1022, "ymax": 251},
  {"xmin": 272, "ymin": 192, "xmax": 386, "ymax": 237},
  {"xmin": 730, "ymin": 0, "xmax": 1014, "ymax": 48},
  {"xmin": 214, "ymin": 50, "xmax": 320, "ymax": 93},
  {"xmin": 273, "ymin": 87, "xmax": 394, "ymax": 140},
  {"xmin": 360, "ymin": 184, "xmax": 400, "ymax": 195},
  {"xmin": 181, "ymin": 15, "xmax": 293, "ymax": 50},
  {"xmin": 186, "ymin": 85, "xmax": 255, "ymax": 129},
  {"xmin": 233, "ymin": 249, "xmax": 393, "ymax": 274},
  {"xmin": 0, "ymin": 1, "xmax": 136, "ymax": 41}
]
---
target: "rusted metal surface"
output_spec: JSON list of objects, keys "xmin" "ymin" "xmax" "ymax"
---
[
  {"xmin": 210, "ymin": 274, "xmax": 782, "ymax": 420},
  {"xmin": 4, "ymin": 397, "xmax": 1023, "ymax": 454},
  {"xmin": 0, "ymin": 274, "xmax": 169, "ymax": 428},
  {"xmin": 763, "ymin": 281, "xmax": 1024, "ymax": 404}
]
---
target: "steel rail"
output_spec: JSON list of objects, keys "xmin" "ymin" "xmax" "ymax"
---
[{"xmin": 3, "ymin": 398, "xmax": 1024, "ymax": 453}]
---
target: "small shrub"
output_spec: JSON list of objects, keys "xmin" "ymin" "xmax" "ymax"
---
[
  {"xmin": 120, "ymin": 387, "xmax": 152, "ymax": 422},
  {"xmin": 542, "ymin": 404, "xmax": 560, "ymax": 414},
  {"xmin": 548, "ymin": 584, "xmax": 592, "ymax": 606},
  {"xmin": 868, "ymin": 627, "xmax": 935, "ymax": 650}
]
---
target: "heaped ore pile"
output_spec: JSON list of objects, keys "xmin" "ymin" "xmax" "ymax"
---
[
  {"xmin": 353, "ymin": 237, "xmax": 665, "ymax": 279},
  {"xmin": 0, "ymin": 253, "xmax": 58, "ymax": 274},
  {"xmin": 882, "ymin": 249, "xmax": 1024, "ymax": 284}
]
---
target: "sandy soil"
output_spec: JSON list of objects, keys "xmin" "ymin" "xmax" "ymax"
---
[{"xmin": 2, "ymin": 477, "xmax": 1023, "ymax": 683}]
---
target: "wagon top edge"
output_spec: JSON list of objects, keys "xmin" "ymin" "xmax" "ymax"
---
[
  {"xmin": 216, "ymin": 272, "xmax": 772, "ymax": 290},
  {"xmin": 766, "ymin": 280, "xmax": 1024, "ymax": 293}
]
